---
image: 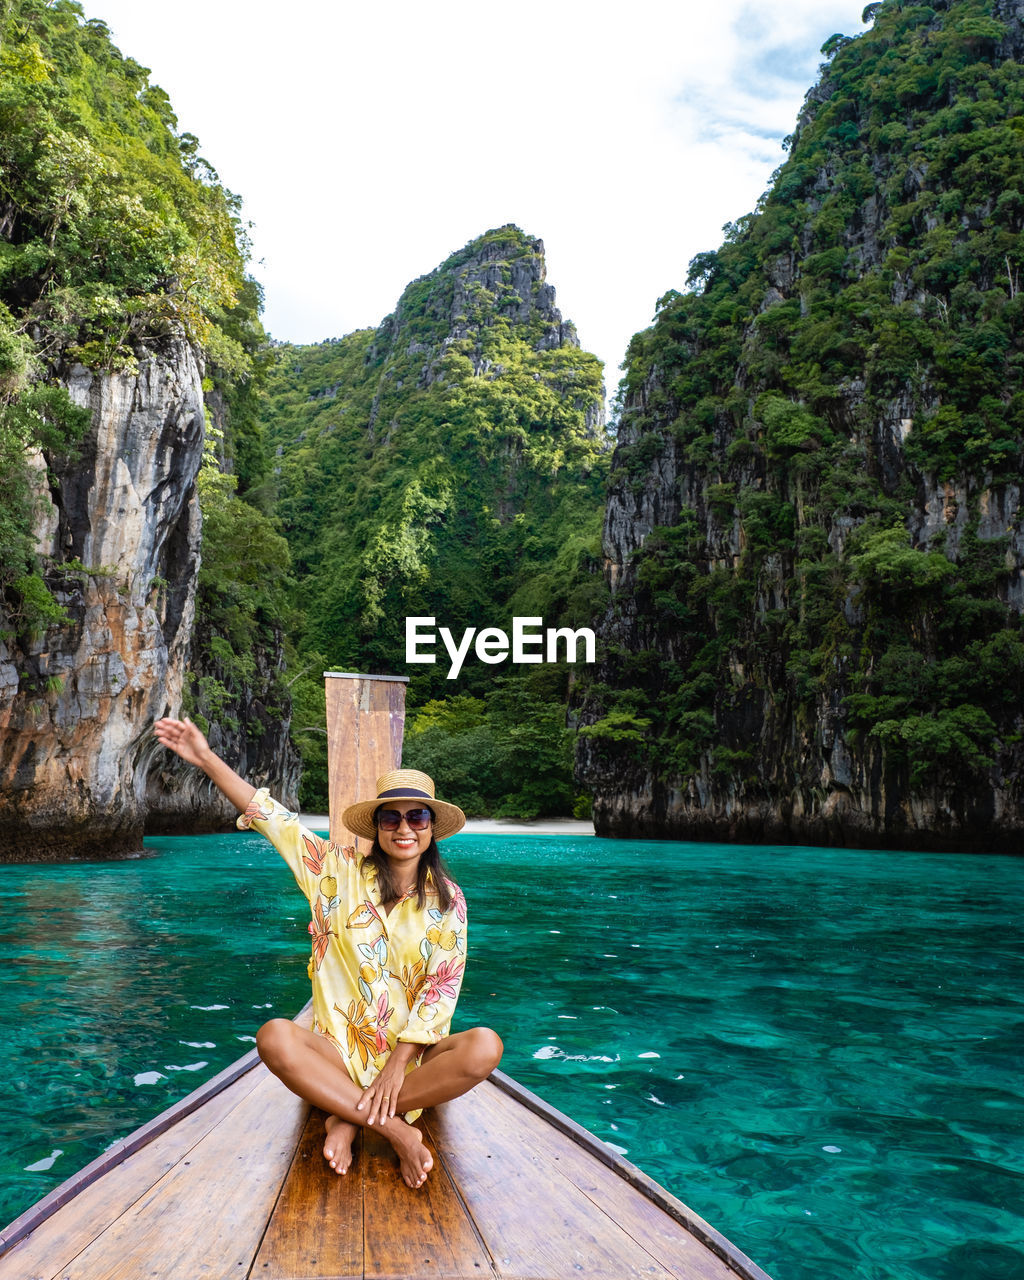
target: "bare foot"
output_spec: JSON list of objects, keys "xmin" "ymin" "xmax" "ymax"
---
[
  {"xmin": 383, "ymin": 1118, "xmax": 433, "ymax": 1188},
  {"xmin": 323, "ymin": 1114, "xmax": 358, "ymax": 1174}
]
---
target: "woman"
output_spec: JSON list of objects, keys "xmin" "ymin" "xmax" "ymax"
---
[{"xmin": 153, "ymin": 716, "xmax": 502, "ymax": 1189}]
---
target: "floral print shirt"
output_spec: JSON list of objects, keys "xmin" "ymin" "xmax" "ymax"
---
[{"xmin": 238, "ymin": 789, "xmax": 467, "ymax": 1105}]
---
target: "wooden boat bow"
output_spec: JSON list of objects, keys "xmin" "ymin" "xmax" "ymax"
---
[{"xmin": 0, "ymin": 1007, "xmax": 771, "ymax": 1280}]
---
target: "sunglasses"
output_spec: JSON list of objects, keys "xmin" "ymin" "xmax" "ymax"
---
[{"xmin": 376, "ymin": 807, "xmax": 433, "ymax": 831}]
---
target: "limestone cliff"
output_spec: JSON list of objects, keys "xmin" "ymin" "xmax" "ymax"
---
[
  {"xmin": 143, "ymin": 378, "xmax": 302, "ymax": 837},
  {"xmin": 576, "ymin": 0, "xmax": 1024, "ymax": 852},
  {"xmin": 141, "ymin": 384, "xmax": 301, "ymax": 839},
  {"xmin": 0, "ymin": 0, "xmax": 298, "ymax": 858},
  {"xmin": 0, "ymin": 339, "xmax": 204, "ymax": 859},
  {"xmin": 370, "ymin": 227, "xmax": 586, "ymax": 384},
  {"xmin": 0, "ymin": 336, "xmax": 300, "ymax": 860}
]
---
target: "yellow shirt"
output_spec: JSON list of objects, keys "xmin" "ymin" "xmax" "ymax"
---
[{"xmin": 238, "ymin": 789, "xmax": 467, "ymax": 1111}]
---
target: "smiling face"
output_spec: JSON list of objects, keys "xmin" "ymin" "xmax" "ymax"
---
[{"xmin": 375, "ymin": 803, "xmax": 434, "ymax": 874}]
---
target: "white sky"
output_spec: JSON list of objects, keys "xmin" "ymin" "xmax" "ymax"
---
[{"xmin": 83, "ymin": 0, "xmax": 870, "ymax": 392}]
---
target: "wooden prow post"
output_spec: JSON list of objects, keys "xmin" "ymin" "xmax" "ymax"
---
[{"xmin": 324, "ymin": 672, "xmax": 410, "ymax": 849}]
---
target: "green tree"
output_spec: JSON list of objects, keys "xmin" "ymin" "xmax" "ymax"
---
[{"xmin": 576, "ymin": 0, "xmax": 1024, "ymax": 825}]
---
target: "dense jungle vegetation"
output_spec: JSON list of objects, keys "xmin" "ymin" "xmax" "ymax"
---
[
  {"xmin": 258, "ymin": 226, "xmax": 609, "ymax": 814},
  {"xmin": 0, "ymin": 0, "xmax": 291, "ymax": 747},
  {"xmin": 0, "ymin": 2, "xmax": 609, "ymax": 819},
  {"xmin": 578, "ymin": 0, "xmax": 1024, "ymax": 833},
  {"xmin": 9, "ymin": 0, "xmax": 1024, "ymax": 834}
]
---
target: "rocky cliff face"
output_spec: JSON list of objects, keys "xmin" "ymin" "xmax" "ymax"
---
[
  {"xmin": 576, "ymin": 0, "xmax": 1024, "ymax": 852},
  {"xmin": 0, "ymin": 1, "xmax": 298, "ymax": 858},
  {"xmin": 584, "ymin": 422, "xmax": 1024, "ymax": 852},
  {"xmin": 141, "ymin": 638, "xmax": 302, "ymax": 838},
  {"xmin": 412, "ymin": 230, "xmax": 581, "ymax": 366},
  {"xmin": 0, "ymin": 335, "xmax": 300, "ymax": 860},
  {"xmin": 0, "ymin": 338, "xmax": 204, "ymax": 859},
  {"xmin": 366, "ymin": 226, "xmax": 601, "ymax": 421}
]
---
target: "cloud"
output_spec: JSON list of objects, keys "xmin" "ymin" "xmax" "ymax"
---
[{"xmin": 82, "ymin": 0, "xmax": 870, "ymax": 389}]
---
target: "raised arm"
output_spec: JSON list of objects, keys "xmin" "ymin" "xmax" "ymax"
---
[{"xmin": 153, "ymin": 717, "xmax": 256, "ymax": 815}]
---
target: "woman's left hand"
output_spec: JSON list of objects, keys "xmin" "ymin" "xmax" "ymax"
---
[{"xmin": 357, "ymin": 1045, "xmax": 416, "ymax": 1125}]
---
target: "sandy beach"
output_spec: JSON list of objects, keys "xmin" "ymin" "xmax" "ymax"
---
[{"xmin": 301, "ymin": 815, "xmax": 594, "ymax": 836}]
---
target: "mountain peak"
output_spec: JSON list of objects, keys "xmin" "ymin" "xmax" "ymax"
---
[{"xmin": 376, "ymin": 226, "xmax": 578, "ymax": 378}]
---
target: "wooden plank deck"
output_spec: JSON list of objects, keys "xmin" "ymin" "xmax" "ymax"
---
[{"xmin": 0, "ymin": 1014, "xmax": 771, "ymax": 1280}]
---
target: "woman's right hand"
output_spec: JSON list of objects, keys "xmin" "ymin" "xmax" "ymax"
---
[
  {"xmin": 153, "ymin": 717, "xmax": 211, "ymax": 768},
  {"xmin": 153, "ymin": 717, "xmax": 257, "ymax": 814}
]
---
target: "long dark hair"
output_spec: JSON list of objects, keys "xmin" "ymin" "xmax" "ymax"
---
[{"xmin": 364, "ymin": 820, "xmax": 454, "ymax": 913}]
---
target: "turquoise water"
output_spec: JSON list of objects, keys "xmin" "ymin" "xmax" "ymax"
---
[{"xmin": 1, "ymin": 832, "xmax": 1022, "ymax": 1280}]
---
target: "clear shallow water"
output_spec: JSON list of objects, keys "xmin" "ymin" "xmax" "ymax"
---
[{"xmin": 1, "ymin": 833, "xmax": 1022, "ymax": 1280}]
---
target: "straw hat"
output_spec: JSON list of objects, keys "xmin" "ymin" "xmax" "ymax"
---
[{"xmin": 341, "ymin": 768, "xmax": 466, "ymax": 841}]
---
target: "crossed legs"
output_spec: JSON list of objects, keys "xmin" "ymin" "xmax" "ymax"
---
[{"xmin": 255, "ymin": 1019, "xmax": 503, "ymax": 1187}]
